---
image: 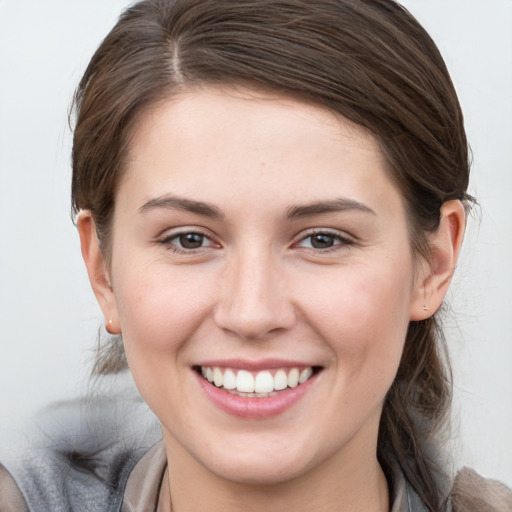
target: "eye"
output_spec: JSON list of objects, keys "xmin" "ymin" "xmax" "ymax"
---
[
  {"xmin": 158, "ymin": 230, "xmax": 218, "ymax": 252},
  {"xmin": 176, "ymin": 232, "xmax": 208, "ymax": 249},
  {"xmin": 295, "ymin": 231, "xmax": 352, "ymax": 250}
]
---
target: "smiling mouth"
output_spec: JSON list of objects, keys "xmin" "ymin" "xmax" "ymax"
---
[{"xmin": 194, "ymin": 366, "xmax": 322, "ymax": 398}]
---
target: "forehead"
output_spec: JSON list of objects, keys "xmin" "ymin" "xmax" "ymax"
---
[
  {"xmin": 130, "ymin": 85, "xmax": 380, "ymax": 157},
  {"xmin": 120, "ymin": 85, "xmax": 398, "ymax": 214}
]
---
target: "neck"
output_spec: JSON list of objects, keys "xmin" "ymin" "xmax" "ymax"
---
[{"xmin": 162, "ymin": 437, "xmax": 389, "ymax": 512}]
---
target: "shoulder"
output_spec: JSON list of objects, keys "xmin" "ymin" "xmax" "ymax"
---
[
  {"xmin": 0, "ymin": 465, "xmax": 27, "ymax": 512},
  {"xmin": 394, "ymin": 463, "xmax": 512, "ymax": 512},
  {"xmin": 0, "ymin": 388, "xmax": 161, "ymax": 512},
  {"xmin": 452, "ymin": 467, "xmax": 512, "ymax": 512}
]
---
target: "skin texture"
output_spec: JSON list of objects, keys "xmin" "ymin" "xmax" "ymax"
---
[{"xmin": 78, "ymin": 86, "xmax": 465, "ymax": 512}]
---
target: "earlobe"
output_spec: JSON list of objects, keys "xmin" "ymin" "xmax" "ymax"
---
[
  {"xmin": 77, "ymin": 211, "xmax": 121, "ymax": 334},
  {"xmin": 410, "ymin": 200, "xmax": 466, "ymax": 321}
]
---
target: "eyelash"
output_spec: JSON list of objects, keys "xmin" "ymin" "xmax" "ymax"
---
[
  {"xmin": 157, "ymin": 228, "xmax": 353, "ymax": 255},
  {"xmin": 157, "ymin": 230, "xmax": 218, "ymax": 254},
  {"xmin": 294, "ymin": 230, "xmax": 354, "ymax": 252}
]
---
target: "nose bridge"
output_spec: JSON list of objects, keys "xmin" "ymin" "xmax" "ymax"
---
[{"xmin": 214, "ymin": 244, "xmax": 294, "ymax": 340}]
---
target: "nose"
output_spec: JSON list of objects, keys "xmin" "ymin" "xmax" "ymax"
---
[{"xmin": 213, "ymin": 249, "xmax": 296, "ymax": 341}]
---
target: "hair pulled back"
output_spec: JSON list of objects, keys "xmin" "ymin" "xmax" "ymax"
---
[{"xmin": 71, "ymin": 1, "xmax": 471, "ymax": 510}]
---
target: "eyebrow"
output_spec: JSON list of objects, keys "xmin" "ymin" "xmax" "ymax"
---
[
  {"xmin": 285, "ymin": 198, "xmax": 376, "ymax": 220},
  {"xmin": 139, "ymin": 194, "xmax": 375, "ymax": 220},
  {"xmin": 139, "ymin": 195, "xmax": 224, "ymax": 218}
]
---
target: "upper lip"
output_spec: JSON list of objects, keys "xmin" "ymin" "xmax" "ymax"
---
[{"xmin": 195, "ymin": 358, "xmax": 321, "ymax": 371}]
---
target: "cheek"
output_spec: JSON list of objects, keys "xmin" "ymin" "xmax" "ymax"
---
[
  {"xmin": 110, "ymin": 262, "xmax": 216, "ymax": 417},
  {"xmin": 112, "ymin": 260, "xmax": 212, "ymax": 365},
  {"xmin": 300, "ymin": 260, "xmax": 413, "ymax": 384}
]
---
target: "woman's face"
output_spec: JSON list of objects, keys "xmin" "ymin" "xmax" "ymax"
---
[{"xmin": 103, "ymin": 86, "xmax": 427, "ymax": 484}]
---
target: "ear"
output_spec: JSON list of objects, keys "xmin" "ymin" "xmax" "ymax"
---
[
  {"xmin": 410, "ymin": 200, "xmax": 466, "ymax": 321},
  {"xmin": 77, "ymin": 211, "xmax": 121, "ymax": 334}
]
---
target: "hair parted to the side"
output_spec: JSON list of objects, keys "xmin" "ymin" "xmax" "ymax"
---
[{"xmin": 71, "ymin": 1, "xmax": 472, "ymax": 510}]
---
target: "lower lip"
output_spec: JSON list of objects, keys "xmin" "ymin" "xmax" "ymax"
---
[{"xmin": 195, "ymin": 371, "xmax": 318, "ymax": 419}]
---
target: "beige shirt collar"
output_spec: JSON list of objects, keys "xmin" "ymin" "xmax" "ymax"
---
[{"xmin": 122, "ymin": 440, "xmax": 412, "ymax": 512}]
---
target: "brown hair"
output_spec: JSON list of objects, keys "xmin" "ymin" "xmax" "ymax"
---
[{"xmin": 71, "ymin": 1, "xmax": 471, "ymax": 509}]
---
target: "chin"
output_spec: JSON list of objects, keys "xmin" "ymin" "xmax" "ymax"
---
[
  {"xmin": 209, "ymin": 456, "xmax": 310, "ymax": 486},
  {"xmin": 194, "ymin": 435, "xmax": 324, "ymax": 486}
]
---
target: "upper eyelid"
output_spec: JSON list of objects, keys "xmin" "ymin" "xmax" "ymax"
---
[
  {"xmin": 294, "ymin": 228, "xmax": 354, "ymax": 242},
  {"xmin": 157, "ymin": 226, "xmax": 215, "ymax": 240}
]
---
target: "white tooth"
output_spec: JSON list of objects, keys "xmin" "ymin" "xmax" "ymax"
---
[
  {"xmin": 287, "ymin": 368, "xmax": 299, "ymax": 388},
  {"xmin": 274, "ymin": 369, "xmax": 288, "ymax": 390},
  {"xmin": 201, "ymin": 367, "xmax": 207, "ymax": 378},
  {"xmin": 254, "ymin": 371, "xmax": 274, "ymax": 393},
  {"xmin": 299, "ymin": 367, "xmax": 313, "ymax": 384},
  {"xmin": 213, "ymin": 367, "xmax": 223, "ymax": 387},
  {"xmin": 223, "ymin": 369, "xmax": 236, "ymax": 389},
  {"xmin": 236, "ymin": 370, "xmax": 255, "ymax": 392},
  {"xmin": 206, "ymin": 367, "xmax": 214, "ymax": 382}
]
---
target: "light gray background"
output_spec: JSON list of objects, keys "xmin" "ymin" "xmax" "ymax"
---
[{"xmin": 1, "ymin": 0, "xmax": 511, "ymax": 487}]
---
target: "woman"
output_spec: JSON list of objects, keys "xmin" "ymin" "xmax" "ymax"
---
[{"xmin": 1, "ymin": 0, "xmax": 511, "ymax": 511}]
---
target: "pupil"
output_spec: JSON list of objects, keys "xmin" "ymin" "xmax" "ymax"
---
[
  {"xmin": 180, "ymin": 233, "xmax": 204, "ymax": 249},
  {"xmin": 311, "ymin": 234, "xmax": 334, "ymax": 249}
]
